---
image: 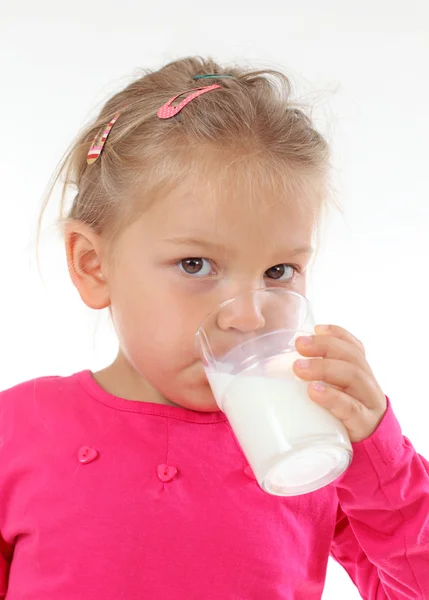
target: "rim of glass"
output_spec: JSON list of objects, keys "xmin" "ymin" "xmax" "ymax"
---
[{"xmin": 195, "ymin": 287, "xmax": 310, "ymax": 336}]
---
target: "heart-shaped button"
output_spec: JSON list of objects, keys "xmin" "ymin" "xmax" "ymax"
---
[
  {"xmin": 78, "ymin": 446, "xmax": 98, "ymax": 464},
  {"xmin": 157, "ymin": 464, "xmax": 178, "ymax": 483}
]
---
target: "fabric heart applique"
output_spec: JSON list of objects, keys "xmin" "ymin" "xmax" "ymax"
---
[
  {"xmin": 157, "ymin": 464, "xmax": 178, "ymax": 483},
  {"xmin": 78, "ymin": 446, "xmax": 98, "ymax": 464}
]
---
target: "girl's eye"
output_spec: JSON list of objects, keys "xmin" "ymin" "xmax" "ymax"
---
[
  {"xmin": 265, "ymin": 264, "xmax": 297, "ymax": 281},
  {"xmin": 178, "ymin": 258, "xmax": 213, "ymax": 277}
]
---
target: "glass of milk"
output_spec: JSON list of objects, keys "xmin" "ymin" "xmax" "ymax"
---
[{"xmin": 196, "ymin": 288, "xmax": 352, "ymax": 496}]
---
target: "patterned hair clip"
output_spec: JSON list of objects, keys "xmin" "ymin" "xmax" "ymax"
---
[
  {"xmin": 87, "ymin": 113, "xmax": 121, "ymax": 165},
  {"xmin": 157, "ymin": 84, "xmax": 221, "ymax": 120},
  {"xmin": 193, "ymin": 74, "xmax": 233, "ymax": 80}
]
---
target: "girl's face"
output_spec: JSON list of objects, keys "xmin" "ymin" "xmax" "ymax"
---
[{"xmin": 101, "ymin": 175, "xmax": 318, "ymax": 411}]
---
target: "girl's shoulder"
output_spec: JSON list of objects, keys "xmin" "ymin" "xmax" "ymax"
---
[
  {"xmin": 1, "ymin": 373, "xmax": 62, "ymax": 396},
  {"xmin": 1, "ymin": 372, "xmax": 74, "ymax": 404},
  {"xmin": 0, "ymin": 372, "xmax": 85, "ymax": 431}
]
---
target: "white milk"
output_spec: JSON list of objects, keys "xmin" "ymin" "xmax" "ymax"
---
[{"xmin": 206, "ymin": 350, "xmax": 352, "ymax": 494}]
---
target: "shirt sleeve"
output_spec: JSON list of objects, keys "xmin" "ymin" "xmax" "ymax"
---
[
  {"xmin": 330, "ymin": 398, "xmax": 429, "ymax": 599},
  {"xmin": 0, "ymin": 390, "xmax": 15, "ymax": 598},
  {"xmin": 0, "ymin": 536, "xmax": 10, "ymax": 599}
]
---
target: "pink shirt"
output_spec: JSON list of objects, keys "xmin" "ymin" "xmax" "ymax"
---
[{"xmin": 0, "ymin": 371, "xmax": 428, "ymax": 599}]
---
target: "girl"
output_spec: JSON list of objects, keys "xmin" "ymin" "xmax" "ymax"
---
[{"xmin": 1, "ymin": 56, "xmax": 428, "ymax": 599}]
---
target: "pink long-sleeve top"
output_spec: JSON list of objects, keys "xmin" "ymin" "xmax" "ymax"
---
[{"xmin": 0, "ymin": 371, "xmax": 428, "ymax": 599}]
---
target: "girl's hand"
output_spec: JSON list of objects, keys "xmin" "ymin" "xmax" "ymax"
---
[{"xmin": 293, "ymin": 325, "xmax": 387, "ymax": 443}]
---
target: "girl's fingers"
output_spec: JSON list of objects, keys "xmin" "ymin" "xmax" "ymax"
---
[
  {"xmin": 307, "ymin": 381, "xmax": 386, "ymax": 443},
  {"xmin": 293, "ymin": 324, "xmax": 388, "ymax": 441},
  {"xmin": 293, "ymin": 357, "xmax": 383, "ymax": 410},
  {"xmin": 314, "ymin": 324, "xmax": 366, "ymax": 356},
  {"xmin": 295, "ymin": 333, "xmax": 372, "ymax": 375}
]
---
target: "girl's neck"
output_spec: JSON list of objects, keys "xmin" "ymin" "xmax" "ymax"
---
[{"xmin": 93, "ymin": 353, "xmax": 178, "ymax": 407}]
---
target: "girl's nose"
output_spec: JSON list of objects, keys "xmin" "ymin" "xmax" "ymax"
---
[{"xmin": 217, "ymin": 295, "xmax": 266, "ymax": 333}]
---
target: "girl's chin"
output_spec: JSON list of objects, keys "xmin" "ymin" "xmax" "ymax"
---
[{"xmin": 181, "ymin": 384, "xmax": 220, "ymax": 413}]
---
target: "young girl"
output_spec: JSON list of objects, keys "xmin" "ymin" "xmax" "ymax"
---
[{"xmin": 1, "ymin": 56, "xmax": 428, "ymax": 599}]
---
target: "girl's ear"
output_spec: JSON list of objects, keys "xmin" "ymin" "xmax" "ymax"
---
[{"xmin": 64, "ymin": 221, "xmax": 111, "ymax": 310}]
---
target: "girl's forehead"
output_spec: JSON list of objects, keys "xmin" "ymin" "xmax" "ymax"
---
[
  {"xmin": 136, "ymin": 182, "xmax": 317, "ymax": 258},
  {"xmin": 133, "ymin": 144, "xmax": 325, "ymax": 237},
  {"xmin": 149, "ymin": 172, "xmax": 320, "ymax": 232}
]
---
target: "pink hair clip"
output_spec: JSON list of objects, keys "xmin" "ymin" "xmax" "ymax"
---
[
  {"xmin": 157, "ymin": 84, "xmax": 221, "ymax": 119},
  {"xmin": 87, "ymin": 113, "xmax": 121, "ymax": 165}
]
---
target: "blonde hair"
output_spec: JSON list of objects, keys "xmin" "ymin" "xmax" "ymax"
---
[{"xmin": 39, "ymin": 56, "xmax": 331, "ymax": 242}]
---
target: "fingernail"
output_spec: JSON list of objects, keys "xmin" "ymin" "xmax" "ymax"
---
[
  {"xmin": 299, "ymin": 335, "xmax": 313, "ymax": 345},
  {"xmin": 312, "ymin": 382, "xmax": 325, "ymax": 393},
  {"xmin": 316, "ymin": 325, "xmax": 331, "ymax": 333},
  {"xmin": 295, "ymin": 359, "xmax": 310, "ymax": 369}
]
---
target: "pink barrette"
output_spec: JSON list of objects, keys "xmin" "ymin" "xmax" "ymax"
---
[
  {"xmin": 157, "ymin": 84, "xmax": 221, "ymax": 119},
  {"xmin": 87, "ymin": 113, "xmax": 121, "ymax": 165}
]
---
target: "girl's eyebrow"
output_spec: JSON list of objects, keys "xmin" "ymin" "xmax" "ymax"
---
[
  {"xmin": 163, "ymin": 237, "xmax": 314, "ymax": 257},
  {"xmin": 163, "ymin": 237, "xmax": 225, "ymax": 252}
]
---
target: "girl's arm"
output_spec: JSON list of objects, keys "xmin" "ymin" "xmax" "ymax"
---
[{"xmin": 331, "ymin": 400, "xmax": 429, "ymax": 599}]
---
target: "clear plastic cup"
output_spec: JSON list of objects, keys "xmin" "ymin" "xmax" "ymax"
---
[{"xmin": 196, "ymin": 288, "xmax": 352, "ymax": 496}]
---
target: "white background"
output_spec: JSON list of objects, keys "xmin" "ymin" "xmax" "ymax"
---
[{"xmin": 1, "ymin": 1, "xmax": 428, "ymax": 597}]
